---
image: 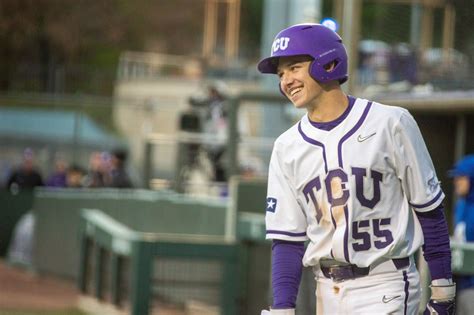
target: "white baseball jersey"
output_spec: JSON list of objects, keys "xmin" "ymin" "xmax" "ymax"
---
[{"xmin": 265, "ymin": 97, "xmax": 444, "ymax": 268}]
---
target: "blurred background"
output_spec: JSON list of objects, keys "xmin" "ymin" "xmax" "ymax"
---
[
  {"xmin": 0, "ymin": 0, "xmax": 473, "ymax": 193},
  {"xmin": 0, "ymin": 0, "xmax": 474, "ymax": 315}
]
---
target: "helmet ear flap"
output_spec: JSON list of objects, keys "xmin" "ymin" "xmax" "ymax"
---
[{"xmin": 310, "ymin": 53, "xmax": 347, "ymax": 83}]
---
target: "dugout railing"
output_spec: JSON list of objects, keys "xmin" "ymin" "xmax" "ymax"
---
[
  {"xmin": 78, "ymin": 208, "xmax": 243, "ymax": 315},
  {"xmin": 32, "ymin": 188, "xmax": 232, "ymax": 281}
]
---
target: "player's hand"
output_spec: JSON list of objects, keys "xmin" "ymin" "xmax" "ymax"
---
[
  {"xmin": 260, "ymin": 309, "xmax": 295, "ymax": 315},
  {"xmin": 423, "ymin": 281, "xmax": 456, "ymax": 315}
]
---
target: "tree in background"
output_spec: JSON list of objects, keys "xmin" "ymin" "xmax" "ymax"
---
[
  {"xmin": 0, "ymin": 0, "xmax": 471, "ymax": 95},
  {"xmin": 0, "ymin": 0, "xmax": 131, "ymax": 93}
]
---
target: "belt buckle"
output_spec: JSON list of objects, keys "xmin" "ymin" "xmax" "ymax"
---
[{"xmin": 327, "ymin": 265, "xmax": 354, "ymax": 282}]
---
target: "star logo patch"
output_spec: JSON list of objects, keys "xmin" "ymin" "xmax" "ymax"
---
[{"xmin": 266, "ymin": 197, "xmax": 277, "ymax": 212}]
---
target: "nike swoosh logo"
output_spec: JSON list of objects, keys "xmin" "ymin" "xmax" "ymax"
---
[
  {"xmin": 382, "ymin": 295, "xmax": 401, "ymax": 303},
  {"xmin": 357, "ymin": 132, "xmax": 376, "ymax": 142}
]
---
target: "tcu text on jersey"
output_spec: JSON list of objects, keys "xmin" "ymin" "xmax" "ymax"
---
[
  {"xmin": 303, "ymin": 167, "xmax": 391, "ymax": 253},
  {"xmin": 303, "ymin": 167, "xmax": 383, "ymax": 223}
]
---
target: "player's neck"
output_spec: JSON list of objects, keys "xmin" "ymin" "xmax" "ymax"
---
[{"xmin": 306, "ymin": 88, "xmax": 348, "ymax": 123}]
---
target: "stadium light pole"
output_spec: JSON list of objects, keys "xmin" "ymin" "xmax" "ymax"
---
[
  {"xmin": 410, "ymin": 2, "xmax": 422, "ymax": 47},
  {"xmin": 340, "ymin": 0, "xmax": 362, "ymax": 94}
]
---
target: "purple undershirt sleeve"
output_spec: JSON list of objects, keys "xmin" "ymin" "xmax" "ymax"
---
[
  {"xmin": 271, "ymin": 239, "xmax": 305, "ymax": 309},
  {"xmin": 415, "ymin": 204, "xmax": 453, "ymax": 280}
]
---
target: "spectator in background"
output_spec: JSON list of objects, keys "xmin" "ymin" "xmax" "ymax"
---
[
  {"xmin": 108, "ymin": 148, "xmax": 133, "ymax": 188},
  {"xmin": 201, "ymin": 82, "xmax": 229, "ymax": 182},
  {"xmin": 83, "ymin": 151, "xmax": 110, "ymax": 188},
  {"xmin": 449, "ymin": 154, "xmax": 474, "ymax": 315},
  {"xmin": 46, "ymin": 156, "xmax": 68, "ymax": 187},
  {"xmin": 66, "ymin": 164, "xmax": 86, "ymax": 188},
  {"xmin": 358, "ymin": 49, "xmax": 375, "ymax": 86},
  {"xmin": 6, "ymin": 148, "xmax": 43, "ymax": 193},
  {"xmin": 181, "ymin": 96, "xmax": 204, "ymax": 168},
  {"xmin": 388, "ymin": 43, "xmax": 418, "ymax": 85}
]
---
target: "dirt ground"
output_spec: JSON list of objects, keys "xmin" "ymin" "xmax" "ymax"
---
[
  {"xmin": 0, "ymin": 260, "xmax": 79, "ymax": 312},
  {"xmin": 0, "ymin": 259, "xmax": 218, "ymax": 315}
]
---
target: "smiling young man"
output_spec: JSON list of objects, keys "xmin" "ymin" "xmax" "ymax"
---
[
  {"xmin": 277, "ymin": 55, "xmax": 346, "ymax": 122},
  {"xmin": 258, "ymin": 23, "xmax": 455, "ymax": 315}
]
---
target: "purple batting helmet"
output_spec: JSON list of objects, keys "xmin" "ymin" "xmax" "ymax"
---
[{"xmin": 257, "ymin": 23, "xmax": 348, "ymax": 84}]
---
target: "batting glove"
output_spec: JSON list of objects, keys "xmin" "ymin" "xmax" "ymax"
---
[
  {"xmin": 423, "ymin": 281, "xmax": 456, "ymax": 315},
  {"xmin": 261, "ymin": 309, "xmax": 295, "ymax": 315},
  {"xmin": 424, "ymin": 300, "xmax": 455, "ymax": 315}
]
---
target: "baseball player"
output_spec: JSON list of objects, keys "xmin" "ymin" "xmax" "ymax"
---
[{"xmin": 258, "ymin": 23, "xmax": 455, "ymax": 314}]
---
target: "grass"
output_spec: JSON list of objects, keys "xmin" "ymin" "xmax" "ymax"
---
[{"xmin": 0, "ymin": 309, "xmax": 88, "ymax": 315}]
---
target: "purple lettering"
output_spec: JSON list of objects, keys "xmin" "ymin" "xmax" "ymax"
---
[
  {"xmin": 352, "ymin": 220, "xmax": 371, "ymax": 251},
  {"xmin": 325, "ymin": 169, "xmax": 349, "ymax": 207},
  {"xmin": 352, "ymin": 167, "xmax": 382, "ymax": 209},
  {"xmin": 303, "ymin": 176, "xmax": 323, "ymax": 223}
]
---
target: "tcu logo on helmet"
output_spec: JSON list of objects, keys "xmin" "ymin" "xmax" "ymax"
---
[{"xmin": 272, "ymin": 37, "xmax": 290, "ymax": 53}]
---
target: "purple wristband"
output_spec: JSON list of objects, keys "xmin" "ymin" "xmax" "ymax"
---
[
  {"xmin": 416, "ymin": 204, "xmax": 452, "ymax": 280},
  {"xmin": 271, "ymin": 239, "xmax": 305, "ymax": 309}
]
